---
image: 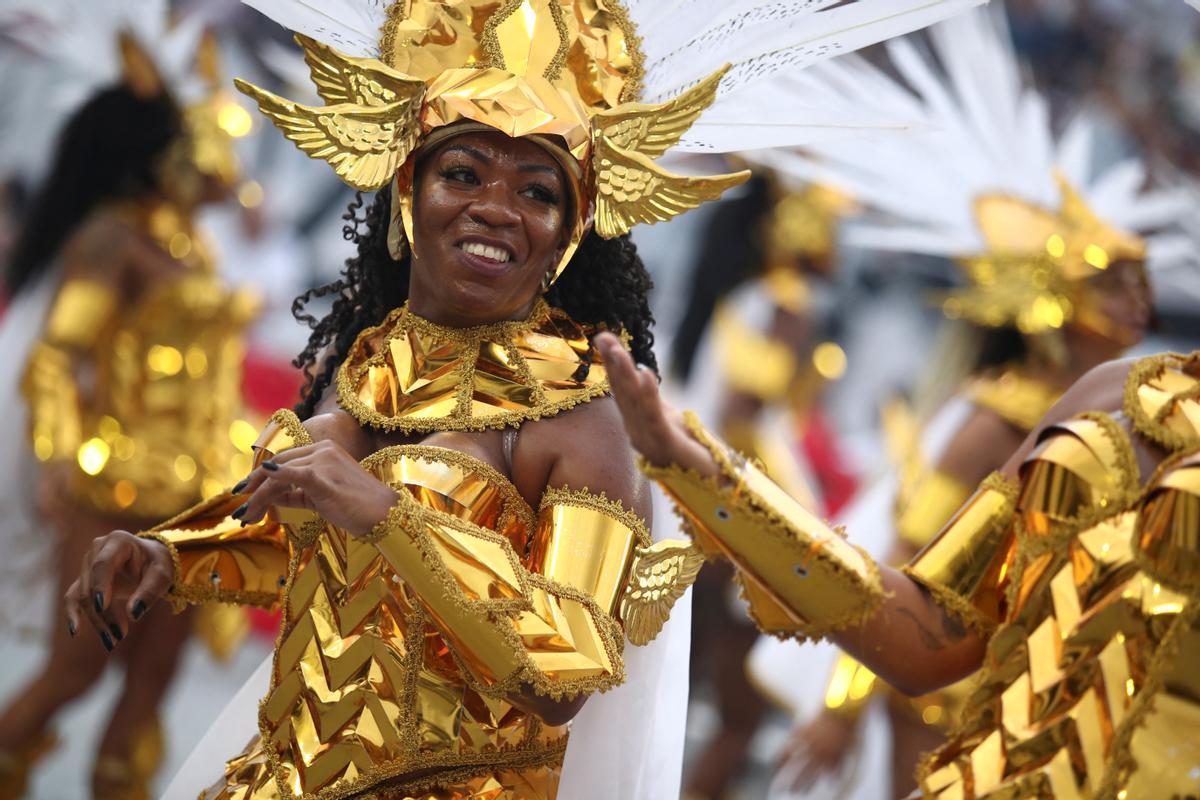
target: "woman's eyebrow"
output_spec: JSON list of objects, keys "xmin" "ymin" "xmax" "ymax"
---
[
  {"xmin": 518, "ymin": 163, "xmax": 558, "ymax": 175},
  {"xmin": 444, "ymin": 143, "xmax": 558, "ymax": 177}
]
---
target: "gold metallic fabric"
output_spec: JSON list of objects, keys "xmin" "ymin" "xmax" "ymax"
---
[
  {"xmin": 913, "ymin": 357, "xmax": 1200, "ymax": 798},
  {"xmin": 336, "ymin": 299, "xmax": 611, "ymax": 434},
  {"xmin": 644, "ymin": 413, "xmax": 885, "ymax": 640},
  {"xmin": 23, "ymin": 201, "xmax": 259, "ymax": 518},
  {"xmin": 763, "ymin": 183, "xmax": 856, "ymax": 271},
  {"xmin": 198, "ymin": 415, "xmax": 672, "ymax": 799},
  {"xmin": 904, "ymin": 474, "xmax": 1019, "ymax": 636},
  {"xmin": 945, "ymin": 176, "xmax": 1148, "ymax": 335},
  {"xmin": 1126, "ymin": 351, "xmax": 1200, "ymax": 453},
  {"xmin": 236, "ymin": 0, "xmax": 748, "ymax": 280}
]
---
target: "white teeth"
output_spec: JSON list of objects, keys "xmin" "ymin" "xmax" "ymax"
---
[{"xmin": 460, "ymin": 241, "xmax": 511, "ymax": 263}]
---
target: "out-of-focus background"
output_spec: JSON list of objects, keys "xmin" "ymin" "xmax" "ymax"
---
[{"xmin": 0, "ymin": 0, "xmax": 1197, "ymax": 798}]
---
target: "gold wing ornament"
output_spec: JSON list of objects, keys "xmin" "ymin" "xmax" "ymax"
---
[
  {"xmin": 233, "ymin": 37, "xmax": 425, "ymax": 191},
  {"xmin": 620, "ymin": 539, "xmax": 706, "ymax": 645},
  {"xmin": 592, "ymin": 67, "xmax": 750, "ymax": 238}
]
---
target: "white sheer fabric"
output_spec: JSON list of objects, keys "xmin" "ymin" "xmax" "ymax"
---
[
  {"xmin": 0, "ymin": 269, "xmax": 60, "ymax": 638},
  {"xmin": 162, "ymin": 484, "xmax": 691, "ymax": 800}
]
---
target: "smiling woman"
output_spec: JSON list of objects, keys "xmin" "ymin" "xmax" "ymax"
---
[{"xmin": 58, "ymin": 0, "xmax": 988, "ymax": 797}]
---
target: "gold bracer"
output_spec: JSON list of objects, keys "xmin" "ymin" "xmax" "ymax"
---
[
  {"xmin": 903, "ymin": 473, "xmax": 1018, "ymax": 636},
  {"xmin": 138, "ymin": 410, "xmax": 308, "ymax": 611},
  {"xmin": 895, "ymin": 469, "xmax": 974, "ymax": 550},
  {"xmin": 644, "ymin": 412, "xmax": 884, "ymax": 640}
]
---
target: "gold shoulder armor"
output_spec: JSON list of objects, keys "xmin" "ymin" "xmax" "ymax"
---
[
  {"xmin": 1137, "ymin": 450, "xmax": 1200, "ymax": 595},
  {"xmin": 620, "ymin": 539, "xmax": 705, "ymax": 645},
  {"xmin": 1017, "ymin": 413, "xmax": 1139, "ymax": 535},
  {"xmin": 1126, "ymin": 352, "xmax": 1200, "ymax": 454}
]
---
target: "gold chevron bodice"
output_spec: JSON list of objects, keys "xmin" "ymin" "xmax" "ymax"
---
[
  {"xmin": 145, "ymin": 398, "xmax": 696, "ymax": 800},
  {"xmin": 908, "ymin": 353, "xmax": 1200, "ymax": 799},
  {"xmin": 23, "ymin": 201, "xmax": 259, "ymax": 518}
]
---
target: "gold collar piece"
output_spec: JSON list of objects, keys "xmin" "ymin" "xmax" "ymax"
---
[{"xmin": 337, "ymin": 299, "xmax": 611, "ymax": 432}]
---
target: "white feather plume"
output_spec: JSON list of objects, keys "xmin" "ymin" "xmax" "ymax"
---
[{"xmin": 758, "ymin": 3, "xmax": 1197, "ymax": 284}]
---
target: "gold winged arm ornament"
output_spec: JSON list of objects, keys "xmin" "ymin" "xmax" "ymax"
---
[
  {"xmin": 620, "ymin": 539, "xmax": 706, "ymax": 645},
  {"xmin": 591, "ymin": 66, "xmax": 750, "ymax": 238},
  {"xmin": 233, "ymin": 36, "xmax": 426, "ymax": 192}
]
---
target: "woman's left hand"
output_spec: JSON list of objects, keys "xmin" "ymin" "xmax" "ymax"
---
[{"xmin": 231, "ymin": 439, "xmax": 399, "ymax": 537}]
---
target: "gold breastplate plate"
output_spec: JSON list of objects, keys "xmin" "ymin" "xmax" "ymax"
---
[
  {"xmin": 222, "ymin": 446, "xmax": 568, "ymax": 799},
  {"xmin": 921, "ymin": 414, "xmax": 1200, "ymax": 799}
]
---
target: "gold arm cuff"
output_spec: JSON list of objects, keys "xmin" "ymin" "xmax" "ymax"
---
[
  {"xmin": 1136, "ymin": 452, "xmax": 1200, "ymax": 597},
  {"xmin": 369, "ymin": 496, "xmax": 626, "ymax": 700},
  {"xmin": 529, "ymin": 487, "xmax": 649, "ymax": 616},
  {"xmin": 904, "ymin": 472, "xmax": 1018, "ymax": 636},
  {"xmin": 895, "ymin": 469, "xmax": 974, "ymax": 549},
  {"xmin": 644, "ymin": 412, "xmax": 885, "ymax": 640},
  {"xmin": 141, "ymin": 492, "xmax": 290, "ymax": 611},
  {"xmin": 823, "ymin": 652, "xmax": 879, "ymax": 720},
  {"xmin": 43, "ymin": 280, "xmax": 118, "ymax": 347}
]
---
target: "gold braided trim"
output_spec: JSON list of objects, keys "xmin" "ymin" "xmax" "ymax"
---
[
  {"xmin": 606, "ymin": 0, "xmax": 645, "ymax": 103},
  {"xmin": 644, "ymin": 412, "xmax": 886, "ymax": 641},
  {"xmin": 901, "ymin": 566, "xmax": 998, "ymax": 639},
  {"xmin": 1124, "ymin": 351, "xmax": 1200, "ymax": 454},
  {"xmin": 136, "ymin": 531, "xmax": 279, "ymax": 613},
  {"xmin": 1092, "ymin": 598, "xmax": 1200, "ymax": 800},
  {"xmin": 539, "ymin": 485, "xmax": 652, "ymax": 548},
  {"xmin": 263, "ymin": 408, "xmax": 313, "ymax": 451},
  {"xmin": 335, "ymin": 300, "xmax": 612, "ymax": 434},
  {"xmin": 374, "ymin": 495, "xmax": 627, "ymax": 700}
]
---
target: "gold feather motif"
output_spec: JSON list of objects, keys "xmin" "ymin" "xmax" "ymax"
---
[
  {"xmin": 233, "ymin": 37, "xmax": 425, "ymax": 192},
  {"xmin": 591, "ymin": 66, "xmax": 749, "ymax": 238},
  {"xmin": 620, "ymin": 539, "xmax": 706, "ymax": 646}
]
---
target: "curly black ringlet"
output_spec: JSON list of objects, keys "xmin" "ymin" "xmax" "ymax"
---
[{"xmin": 291, "ymin": 185, "xmax": 658, "ymax": 420}]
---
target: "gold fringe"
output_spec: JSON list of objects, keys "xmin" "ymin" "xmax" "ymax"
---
[{"xmin": 902, "ymin": 566, "xmax": 997, "ymax": 639}]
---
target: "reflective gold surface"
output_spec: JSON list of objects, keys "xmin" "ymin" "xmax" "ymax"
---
[
  {"xmin": 336, "ymin": 299, "xmax": 610, "ymax": 434},
  {"xmin": 947, "ymin": 176, "xmax": 1148, "ymax": 335},
  {"xmin": 896, "ymin": 470, "xmax": 974, "ymax": 550},
  {"xmin": 238, "ymin": 0, "xmax": 746, "ymax": 280},
  {"xmin": 646, "ymin": 413, "xmax": 884, "ymax": 640},
  {"xmin": 911, "ymin": 360, "xmax": 1200, "ymax": 798},
  {"xmin": 23, "ymin": 201, "xmax": 259, "ymax": 518},
  {"xmin": 186, "ymin": 406, "xmax": 667, "ymax": 799}
]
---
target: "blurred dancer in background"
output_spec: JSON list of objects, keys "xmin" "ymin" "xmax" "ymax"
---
[
  {"xmin": 0, "ymin": 17, "xmax": 256, "ymax": 797},
  {"xmin": 672, "ymin": 173, "xmax": 857, "ymax": 799}
]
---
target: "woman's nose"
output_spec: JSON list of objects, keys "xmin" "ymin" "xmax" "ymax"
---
[{"xmin": 468, "ymin": 181, "xmax": 521, "ymax": 228}]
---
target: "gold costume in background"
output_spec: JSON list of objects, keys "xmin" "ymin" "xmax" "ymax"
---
[
  {"xmin": 825, "ymin": 369, "xmax": 1063, "ymax": 730},
  {"xmin": 651, "ymin": 353, "xmax": 1200, "ymax": 797},
  {"xmin": 142, "ymin": 308, "xmax": 697, "ymax": 800},
  {"xmin": 23, "ymin": 200, "xmax": 259, "ymax": 518}
]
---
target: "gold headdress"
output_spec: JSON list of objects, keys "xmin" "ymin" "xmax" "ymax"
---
[
  {"xmin": 235, "ymin": 0, "xmax": 747, "ymax": 278},
  {"xmin": 234, "ymin": 0, "xmax": 990, "ymax": 280},
  {"xmin": 762, "ymin": 6, "xmax": 1187, "ymax": 342}
]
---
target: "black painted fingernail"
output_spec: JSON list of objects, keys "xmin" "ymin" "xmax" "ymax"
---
[
  {"xmin": 262, "ymin": 461, "xmax": 280, "ymax": 472},
  {"xmin": 109, "ymin": 624, "xmax": 123, "ymax": 642},
  {"xmin": 68, "ymin": 620, "xmax": 76, "ymax": 637},
  {"xmin": 100, "ymin": 631, "xmax": 114, "ymax": 651},
  {"xmin": 231, "ymin": 503, "xmax": 248, "ymax": 519},
  {"xmin": 232, "ymin": 479, "xmax": 249, "ymax": 494},
  {"xmin": 132, "ymin": 600, "xmax": 146, "ymax": 620},
  {"xmin": 93, "ymin": 592, "xmax": 104, "ymax": 613}
]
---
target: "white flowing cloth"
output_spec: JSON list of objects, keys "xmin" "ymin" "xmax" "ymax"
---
[
  {"xmin": 0, "ymin": 269, "xmax": 60, "ymax": 639},
  {"xmin": 748, "ymin": 396, "xmax": 974, "ymax": 800},
  {"xmin": 162, "ymin": 485, "xmax": 692, "ymax": 800}
]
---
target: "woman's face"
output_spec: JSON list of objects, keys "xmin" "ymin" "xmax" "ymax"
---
[
  {"xmin": 1069, "ymin": 259, "xmax": 1152, "ymax": 352},
  {"xmin": 406, "ymin": 130, "xmax": 571, "ymax": 327}
]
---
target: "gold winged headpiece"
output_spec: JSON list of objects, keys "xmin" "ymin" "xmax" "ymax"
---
[{"xmin": 234, "ymin": 0, "xmax": 749, "ymax": 281}]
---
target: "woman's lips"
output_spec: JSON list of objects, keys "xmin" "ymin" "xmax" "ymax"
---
[{"xmin": 455, "ymin": 240, "xmax": 516, "ymax": 277}]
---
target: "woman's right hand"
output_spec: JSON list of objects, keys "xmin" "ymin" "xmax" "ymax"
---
[
  {"xmin": 594, "ymin": 332, "xmax": 718, "ymax": 478},
  {"xmin": 64, "ymin": 531, "xmax": 174, "ymax": 651}
]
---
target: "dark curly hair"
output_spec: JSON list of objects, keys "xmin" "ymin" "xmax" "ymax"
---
[{"xmin": 291, "ymin": 186, "xmax": 657, "ymax": 419}]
